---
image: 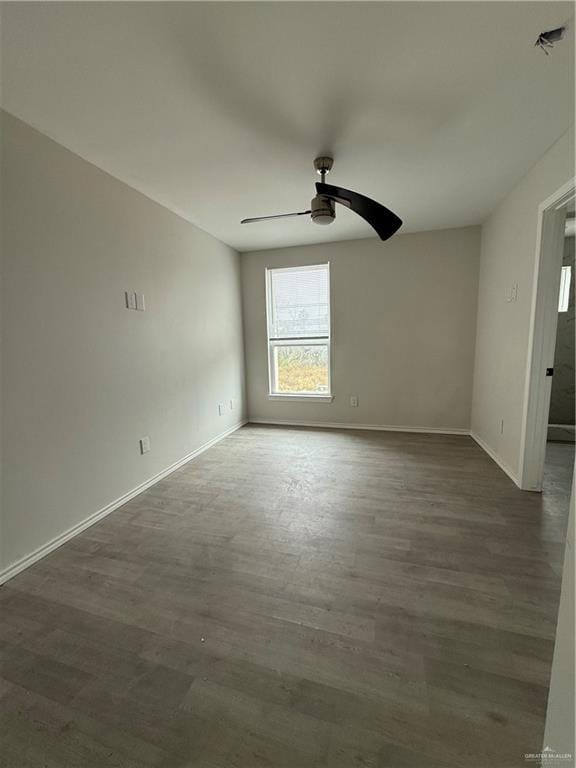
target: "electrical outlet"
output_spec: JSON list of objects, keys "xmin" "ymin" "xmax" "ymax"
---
[
  {"xmin": 350, "ymin": 395, "xmax": 359, "ymax": 407},
  {"xmin": 218, "ymin": 403, "xmax": 225, "ymax": 416},
  {"xmin": 135, "ymin": 292, "xmax": 146, "ymax": 311},
  {"xmin": 140, "ymin": 436, "xmax": 151, "ymax": 454}
]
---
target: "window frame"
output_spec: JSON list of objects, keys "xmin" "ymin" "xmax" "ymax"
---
[{"xmin": 265, "ymin": 263, "xmax": 332, "ymax": 400}]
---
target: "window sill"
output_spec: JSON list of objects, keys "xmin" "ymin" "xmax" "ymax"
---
[{"xmin": 268, "ymin": 394, "xmax": 334, "ymax": 403}]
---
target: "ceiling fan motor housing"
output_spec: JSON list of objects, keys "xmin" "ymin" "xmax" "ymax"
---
[{"xmin": 311, "ymin": 195, "xmax": 335, "ymax": 225}]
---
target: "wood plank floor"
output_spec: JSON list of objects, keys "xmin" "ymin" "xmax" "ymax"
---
[{"xmin": 1, "ymin": 426, "xmax": 573, "ymax": 768}]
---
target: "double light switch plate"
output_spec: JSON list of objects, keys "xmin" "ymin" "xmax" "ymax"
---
[{"xmin": 125, "ymin": 291, "xmax": 145, "ymax": 311}]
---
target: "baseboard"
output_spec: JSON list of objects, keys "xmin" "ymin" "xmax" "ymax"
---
[
  {"xmin": 0, "ymin": 420, "xmax": 247, "ymax": 585},
  {"xmin": 470, "ymin": 431, "xmax": 520, "ymax": 487},
  {"xmin": 248, "ymin": 418, "xmax": 470, "ymax": 436},
  {"xmin": 547, "ymin": 423, "xmax": 575, "ymax": 443}
]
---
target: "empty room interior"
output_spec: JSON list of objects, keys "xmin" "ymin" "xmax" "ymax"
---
[{"xmin": 1, "ymin": 2, "xmax": 575, "ymax": 767}]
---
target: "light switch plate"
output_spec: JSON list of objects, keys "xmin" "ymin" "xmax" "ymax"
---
[
  {"xmin": 506, "ymin": 283, "xmax": 518, "ymax": 303},
  {"xmin": 350, "ymin": 395, "xmax": 359, "ymax": 407},
  {"xmin": 125, "ymin": 291, "xmax": 137, "ymax": 310},
  {"xmin": 218, "ymin": 403, "xmax": 225, "ymax": 416},
  {"xmin": 136, "ymin": 292, "xmax": 146, "ymax": 311},
  {"xmin": 140, "ymin": 436, "xmax": 151, "ymax": 454}
]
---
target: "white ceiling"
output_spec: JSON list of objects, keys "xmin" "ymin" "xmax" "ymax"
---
[{"xmin": 2, "ymin": 2, "xmax": 574, "ymax": 251}]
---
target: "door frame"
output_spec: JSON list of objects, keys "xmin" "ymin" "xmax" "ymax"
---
[{"xmin": 519, "ymin": 178, "xmax": 575, "ymax": 491}]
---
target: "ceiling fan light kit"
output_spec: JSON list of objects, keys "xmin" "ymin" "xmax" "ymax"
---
[
  {"xmin": 311, "ymin": 194, "xmax": 335, "ymax": 225},
  {"xmin": 241, "ymin": 156, "xmax": 403, "ymax": 241}
]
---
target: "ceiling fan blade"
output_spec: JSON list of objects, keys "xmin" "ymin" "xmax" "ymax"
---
[
  {"xmin": 315, "ymin": 183, "xmax": 402, "ymax": 240},
  {"xmin": 241, "ymin": 210, "xmax": 311, "ymax": 224}
]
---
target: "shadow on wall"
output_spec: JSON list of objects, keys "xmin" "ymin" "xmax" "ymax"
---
[{"xmin": 548, "ymin": 227, "xmax": 575, "ymax": 443}]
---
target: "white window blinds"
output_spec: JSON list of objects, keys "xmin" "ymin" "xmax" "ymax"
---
[{"xmin": 267, "ymin": 264, "xmax": 330, "ymax": 339}]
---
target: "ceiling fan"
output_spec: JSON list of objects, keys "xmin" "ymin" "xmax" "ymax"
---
[{"xmin": 241, "ymin": 156, "xmax": 403, "ymax": 241}]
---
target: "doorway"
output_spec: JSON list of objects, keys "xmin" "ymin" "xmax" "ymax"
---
[{"xmin": 520, "ymin": 179, "xmax": 575, "ymax": 492}]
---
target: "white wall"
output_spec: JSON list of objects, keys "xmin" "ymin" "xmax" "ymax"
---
[
  {"xmin": 0, "ymin": 111, "xmax": 246, "ymax": 576},
  {"xmin": 241, "ymin": 228, "xmax": 480, "ymax": 431},
  {"xmin": 471, "ymin": 129, "xmax": 575, "ymax": 481}
]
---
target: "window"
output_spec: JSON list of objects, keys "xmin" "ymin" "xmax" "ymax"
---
[
  {"xmin": 558, "ymin": 265, "xmax": 571, "ymax": 312},
  {"xmin": 266, "ymin": 264, "xmax": 331, "ymax": 397}
]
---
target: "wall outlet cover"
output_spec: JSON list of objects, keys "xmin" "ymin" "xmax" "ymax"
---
[{"xmin": 140, "ymin": 436, "xmax": 151, "ymax": 454}]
